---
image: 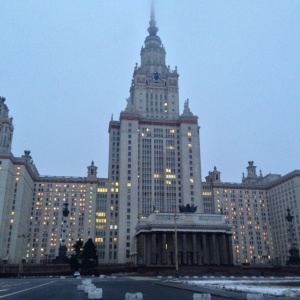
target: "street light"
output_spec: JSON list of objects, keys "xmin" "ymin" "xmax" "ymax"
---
[
  {"xmin": 44, "ymin": 254, "xmax": 50, "ymax": 264},
  {"xmin": 2, "ymin": 257, "xmax": 8, "ymax": 274},
  {"xmin": 262, "ymin": 255, "xmax": 268, "ymax": 264},
  {"xmin": 18, "ymin": 233, "xmax": 29, "ymax": 277},
  {"xmin": 174, "ymin": 213, "xmax": 179, "ymax": 278}
]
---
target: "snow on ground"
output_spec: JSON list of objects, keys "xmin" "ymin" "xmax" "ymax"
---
[{"xmin": 183, "ymin": 278, "xmax": 300, "ymax": 298}]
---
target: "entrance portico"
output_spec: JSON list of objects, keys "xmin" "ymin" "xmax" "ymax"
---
[{"xmin": 135, "ymin": 213, "xmax": 233, "ymax": 266}]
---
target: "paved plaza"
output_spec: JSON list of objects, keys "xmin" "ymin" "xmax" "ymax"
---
[{"xmin": 1, "ymin": 275, "xmax": 299, "ymax": 299}]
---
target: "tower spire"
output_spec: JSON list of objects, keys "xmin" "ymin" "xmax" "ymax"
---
[
  {"xmin": 148, "ymin": 0, "xmax": 158, "ymax": 36},
  {"xmin": 151, "ymin": 0, "xmax": 155, "ymax": 21}
]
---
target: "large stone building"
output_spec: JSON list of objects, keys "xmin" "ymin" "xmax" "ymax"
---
[
  {"xmin": 205, "ymin": 162, "xmax": 300, "ymax": 265},
  {"xmin": 0, "ymin": 9, "xmax": 299, "ymax": 267},
  {"xmin": 106, "ymin": 10, "xmax": 205, "ymax": 264}
]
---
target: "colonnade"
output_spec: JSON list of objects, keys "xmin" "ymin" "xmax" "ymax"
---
[{"xmin": 136, "ymin": 232, "xmax": 233, "ymax": 266}]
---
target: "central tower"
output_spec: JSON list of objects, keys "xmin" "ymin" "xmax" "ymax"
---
[
  {"xmin": 125, "ymin": 6, "xmax": 179, "ymax": 119},
  {"xmin": 106, "ymin": 7, "xmax": 203, "ymax": 263}
]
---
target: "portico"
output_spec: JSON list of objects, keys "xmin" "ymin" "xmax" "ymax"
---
[{"xmin": 135, "ymin": 213, "xmax": 233, "ymax": 266}]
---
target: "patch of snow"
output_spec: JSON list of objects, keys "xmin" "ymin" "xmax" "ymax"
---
[{"xmin": 184, "ymin": 278, "xmax": 300, "ymax": 297}]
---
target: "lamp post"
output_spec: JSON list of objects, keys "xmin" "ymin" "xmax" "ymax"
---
[
  {"xmin": 262, "ymin": 254, "xmax": 268, "ymax": 264},
  {"xmin": 18, "ymin": 233, "xmax": 29, "ymax": 278},
  {"xmin": 2, "ymin": 257, "xmax": 8, "ymax": 274},
  {"xmin": 285, "ymin": 208, "xmax": 300, "ymax": 265},
  {"xmin": 58, "ymin": 202, "xmax": 69, "ymax": 263},
  {"xmin": 174, "ymin": 213, "xmax": 179, "ymax": 278},
  {"xmin": 19, "ymin": 257, "xmax": 26, "ymax": 274},
  {"xmin": 276, "ymin": 252, "xmax": 281, "ymax": 265},
  {"xmin": 44, "ymin": 254, "xmax": 49, "ymax": 264},
  {"xmin": 286, "ymin": 208, "xmax": 298, "ymax": 249}
]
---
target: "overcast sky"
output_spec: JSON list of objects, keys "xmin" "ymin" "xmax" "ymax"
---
[{"xmin": 1, "ymin": 1, "xmax": 299, "ymax": 182}]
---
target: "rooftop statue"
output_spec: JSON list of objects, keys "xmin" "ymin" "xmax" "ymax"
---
[
  {"xmin": 179, "ymin": 203, "xmax": 197, "ymax": 213},
  {"xmin": 182, "ymin": 98, "xmax": 194, "ymax": 117}
]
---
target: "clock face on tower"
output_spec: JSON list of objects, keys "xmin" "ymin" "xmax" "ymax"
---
[{"xmin": 152, "ymin": 71, "xmax": 160, "ymax": 83}]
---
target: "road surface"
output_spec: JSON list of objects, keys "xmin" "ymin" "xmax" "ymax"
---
[{"xmin": 0, "ymin": 276, "xmax": 229, "ymax": 300}]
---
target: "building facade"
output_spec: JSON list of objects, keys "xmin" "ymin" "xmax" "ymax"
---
[
  {"xmin": 0, "ymin": 10, "xmax": 299, "ymax": 267},
  {"xmin": 205, "ymin": 162, "xmax": 300, "ymax": 265},
  {"xmin": 135, "ymin": 213, "xmax": 233, "ymax": 266}
]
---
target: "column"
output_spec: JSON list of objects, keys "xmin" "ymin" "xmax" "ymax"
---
[
  {"xmin": 202, "ymin": 234, "xmax": 210, "ymax": 265},
  {"xmin": 220, "ymin": 234, "xmax": 229, "ymax": 265},
  {"xmin": 161, "ymin": 233, "xmax": 167, "ymax": 265},
  {"xmin": 192, "ymin": 234, "xmax": 197, "ymax": 265},
  {"xmin": 182, "ymin": 234, "xmax": 187, "ymax": 265},
  {"xmin": 227, "ymin": 234, "xmax": 234, "ymax": 265},
  {"xmin": 216, "ymin": 234, "xmax": 221, "ymax": 265},
  {"xmin": 219, "ymin": 234, "xmax": 225, "ymax": 265},
  {"xmin": 144, "ymin": 234, "xmax": 150, "ymax": 265},
  {"xmin": 173, "ymin": 233, "xmax": 176, "ymax": 265},
  {"xmin": 136, "ymin": 234, "xmax": 145, "ymax": 265},
  {"xmin": 211, "ymin": 234, "xmax": 217, "ymax": 265},
  {"xmin": 151, "ymin": 233, "xmax": 157, "ymax": 265}
]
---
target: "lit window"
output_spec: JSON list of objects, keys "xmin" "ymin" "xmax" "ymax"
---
[
  {"xmin": 96, "ymin": 212, "xmax": 106, "ymax": 217},
  {"xmin": 96, "ymin": 219, "xmax": 106, "ymax": 223},
  {"xmin": 166, "ymin": 174, "xmax": 176, "ymax": 179}
]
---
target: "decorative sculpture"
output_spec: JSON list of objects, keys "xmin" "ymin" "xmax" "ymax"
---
[{"xmin": 178, "ymin": 203, "xmax": 197, "ymax": 213}]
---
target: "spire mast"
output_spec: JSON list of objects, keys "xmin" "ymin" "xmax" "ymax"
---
[
  {"xmin": 148, "ymin": 0, "xmax": 158, "ymax": 36},
  {"xmin": 151, "ymin": 0, "xmax": 155, "ymax": 22}
]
